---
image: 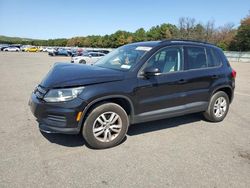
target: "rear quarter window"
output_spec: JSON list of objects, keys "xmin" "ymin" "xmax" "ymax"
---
[{"xmin": 206, "ymin": 47, "xmax": 222, "ymax": 67}]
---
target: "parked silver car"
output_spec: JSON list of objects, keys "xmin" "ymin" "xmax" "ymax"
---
[{"xmin": 71, "ymin": 52, "xmax": 105, "ymax": 64}]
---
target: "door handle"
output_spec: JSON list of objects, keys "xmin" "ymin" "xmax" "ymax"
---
[
  {"xmin": 178, "ymin": 79, "xmax": 187, "ymax": 84},
  {"xmin": 212, "ymin": 75, "xmax": 219, "ymax": 79}
]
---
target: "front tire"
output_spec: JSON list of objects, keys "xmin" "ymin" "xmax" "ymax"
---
[
  {"xmin": 203, "ymin": 91, "xmax": 230, "ymax": 122},
  {"xmin": 82, "ymin": 103, "xmax": 129, "ymax": 149}
]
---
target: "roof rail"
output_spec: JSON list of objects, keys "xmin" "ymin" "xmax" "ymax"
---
[{"xmin": 160, "ymin": 39, "xmax": 215, "ymax": 46}]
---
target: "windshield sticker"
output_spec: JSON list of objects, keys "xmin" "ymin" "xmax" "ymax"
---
[
  {"xmin": 121, "ymin": 64, "xmax": 131, "ymax": 69},
  {"xmin": 135, "ymin": 46, "xmax": 152, "ymax": 51}
]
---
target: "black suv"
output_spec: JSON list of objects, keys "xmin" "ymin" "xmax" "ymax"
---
[{"xmin": 29, "ymin": 40, "xmax": 236, "ymax": 149}]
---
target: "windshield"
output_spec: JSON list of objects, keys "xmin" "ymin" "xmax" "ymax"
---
[{"xmin": 94, "ymin": 45, "xmax": 152, "ymax": 71}]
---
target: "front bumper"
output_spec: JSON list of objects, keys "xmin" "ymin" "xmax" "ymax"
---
[{"xmin": 29, "ymin": 93, "xmax": 87, "ymax": 134}]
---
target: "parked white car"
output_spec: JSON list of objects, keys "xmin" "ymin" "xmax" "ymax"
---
[
  {"xmin": 3, "ymin": 47, "xmax": 20, "ymax": 52},
  {"xmin": 45, "ymin": 47, "xmax": 56, "ymax": 53},
  {"xmin": 71, "ymin": 52, "xmax": 105, "ymax": 64}
]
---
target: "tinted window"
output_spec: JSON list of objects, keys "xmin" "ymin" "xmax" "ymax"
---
[
  {"xmin": 206, "ymin": 48, "xmax": 222, "ymax": 67},
  {"xmin": 206, "ymin": 48, "xmax": 213, "ymax": 67},
  {"xmin": 145, "ymin": 47, "xmax": 183, "ymax": 73},
  {"xmin": 186, "ymin": 47, "xmax": 207, "ymax": 70},
  {"xmin": 90, "ymin": 53, "xmax": 98, "ymax": 57},
  {"xmin": 212, "ymin": 49, "xmax": 222, "ymax": 66}
]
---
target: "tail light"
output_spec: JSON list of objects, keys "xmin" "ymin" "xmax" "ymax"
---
[{"xmin": 231, "ymin": 69, "xmax": 236, "ymax": 78}]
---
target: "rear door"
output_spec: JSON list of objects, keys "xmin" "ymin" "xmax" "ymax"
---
[{"xmin": 181, "ymin": 45, "xmax": 218, "ymax": 105}]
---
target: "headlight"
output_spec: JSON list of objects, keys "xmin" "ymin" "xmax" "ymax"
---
[{"xmin": 44, "ymin": 87, "xmax": 84, "ymax": 102}]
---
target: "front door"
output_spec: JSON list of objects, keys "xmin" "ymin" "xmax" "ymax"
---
[{"xmin": 134, "ymin": 46, "xmax": 187, "ymax": 122}]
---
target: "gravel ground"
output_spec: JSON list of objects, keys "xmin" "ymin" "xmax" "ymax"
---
[{"xmin": 0, "ymin": 52, "xmax": 249, "ymax": 188}]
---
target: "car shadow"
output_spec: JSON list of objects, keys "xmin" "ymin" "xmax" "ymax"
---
[
  {"xmin": 40, "ymin": 130, "xmax": 127, "ymax": 149},
  {"xmin": 40, "ymin": 113, "xmax": 203, "ymax": 148},
  {"xmin": 128, "ymin": 113, "xmax": 203, "ymax": 136},
  {"xmin": 40, "ymin": 131, "xmax": 85, "ymax": 147}
]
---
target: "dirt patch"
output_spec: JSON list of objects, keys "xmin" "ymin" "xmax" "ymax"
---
[{"xmin": 238, "ymin": 151, "xmax": 250, "ymax": 161}]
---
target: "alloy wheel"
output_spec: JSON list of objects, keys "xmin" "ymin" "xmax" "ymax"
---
[
  {"xmin": 213, "ymin": 97, "xmax": 227, "ymax": 118},
  {"xmin": 92, "ymin": 112, "xmax": 122, "ymax": 142}
]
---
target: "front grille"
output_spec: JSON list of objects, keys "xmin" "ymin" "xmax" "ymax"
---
[{"xmin": 34, "ymin": 85, "xmax": 48, "ymax": 99}]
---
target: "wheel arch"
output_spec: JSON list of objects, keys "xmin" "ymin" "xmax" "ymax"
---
[
  {"xmin": 79, "ymin": 59, "xmax": 86, "ymax": 64},
  {"xmin": 211, "ymin": 85, "xmax": 233, "ymax": 103},
  {"xmin": 79, "ymin": 95, "xmax": 134, "ymax": 128}
]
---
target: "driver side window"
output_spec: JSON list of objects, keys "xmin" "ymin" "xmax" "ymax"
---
[{"xmin": 145, "ymin": 47, "xmax": 183, "ymax": 73}]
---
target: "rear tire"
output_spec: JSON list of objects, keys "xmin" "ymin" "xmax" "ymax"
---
[
  {"xmin": 82, "ymin": 103, "xmax": 129, "ymax": 149},
  {"xmin": 203, "ymin": 91, "xmax": 229, "ymax": 122}
]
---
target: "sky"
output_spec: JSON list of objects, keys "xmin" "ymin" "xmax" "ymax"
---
[{"xmin": 0, "ymin": 0, "xmax": 249, "ymax": 39}]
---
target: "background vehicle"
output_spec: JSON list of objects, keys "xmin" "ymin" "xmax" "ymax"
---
[
  {"xmin": 90, "ymin": 49, "xmax": 111, "ymax": 54},
  {"xmin": 71, "ymin": 51, "xmax": 85, "ymax": 57},
  {"xmin": 42, "ymin": 48, "xmax": 48, "ymax": 52},
  {"xmin": 48, "ymin": 48, "xmax": 70, "ymax": 56},
  {"xmin": 3, "ymin": 46, "xmax": 20, "ymax": 52},
  {"xmin": 71, "ymin": 52, "xmax": 105, "ymax": 64},
  {"xmin": 38, "ymin": 47, "xmax": 44, "ymax": 52},
  {"xmin": 0, "ymin": 44, "xmax": 9, "ymax": 51},
  {"xmin": 20, "ymin": 45, "xmax": 31, "ymax": 52},
  {"xmin": 26, "ymin": 47, "xmax": 39, "ymax": 52},
  {"xmin": 70, "ymin": 48, "xmax": 85, "ymax": 57},
  {"xmin": 29, "ymin": 40, "xmax": 236, "ymax": 149},
  {"xmin": 44, "ymin": 47, "xmax": 55, "ymax": 53}
]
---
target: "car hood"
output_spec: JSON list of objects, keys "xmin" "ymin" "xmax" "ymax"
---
[{"xmin": 40, "ymin": 63, "xmax": 125, "ymax": 88}]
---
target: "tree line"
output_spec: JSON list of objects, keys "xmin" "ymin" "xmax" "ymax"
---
[{"xmin": 1, "ymin": 13, "xmax": 250, "ymax": 51}]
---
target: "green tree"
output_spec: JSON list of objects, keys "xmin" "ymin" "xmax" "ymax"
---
[
  {"xmin": 133, "ymin": 28, "xmax": 146, "ymax": 42},
  {"xmin": 147, "ymin": 25, "xmax": 161, "ymax": 40},
  {"xmin": 232, "ymin": 13, "xmax": 250, "ymax": 51},
  {"xmin": 159, "ymin": 23, "xmax": 179, "ymax": 39},
  {"xmin": 110, "ymin": 31, "xmax": 133, "ymax": 47}
]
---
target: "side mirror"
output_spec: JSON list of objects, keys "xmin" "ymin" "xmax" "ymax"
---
[
  {"xmin": 143, "ymin": 67, "xmax": 160, "ymax": 77},
  {"xmin": 88, "ymin": 54, "xmax": 92, "ymax": 58}
]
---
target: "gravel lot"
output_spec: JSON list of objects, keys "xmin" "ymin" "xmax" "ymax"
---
[{"xmin": 0, "ymin": 52, "xmax": 250, "ymax": 188}]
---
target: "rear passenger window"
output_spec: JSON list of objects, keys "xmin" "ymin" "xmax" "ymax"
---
[
  {"xmin": 206, "ymin": 48, "xmax": 222, "ymax": 67},
  {"xmin": 186, "ymin": 47, "xmax": 207, "ymax": 70}
]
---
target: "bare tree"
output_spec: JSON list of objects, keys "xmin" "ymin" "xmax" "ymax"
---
[
  {"xmin": 204, "ymin": 20, "xmax": 215, "ymax": 42},
  {"xmin": 178, "ymin": 17, "xmax": 196, "ymax": 39},
  {"xmin": 212, "ymin": 23, "xmax": 236, "ymax": 49}
]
